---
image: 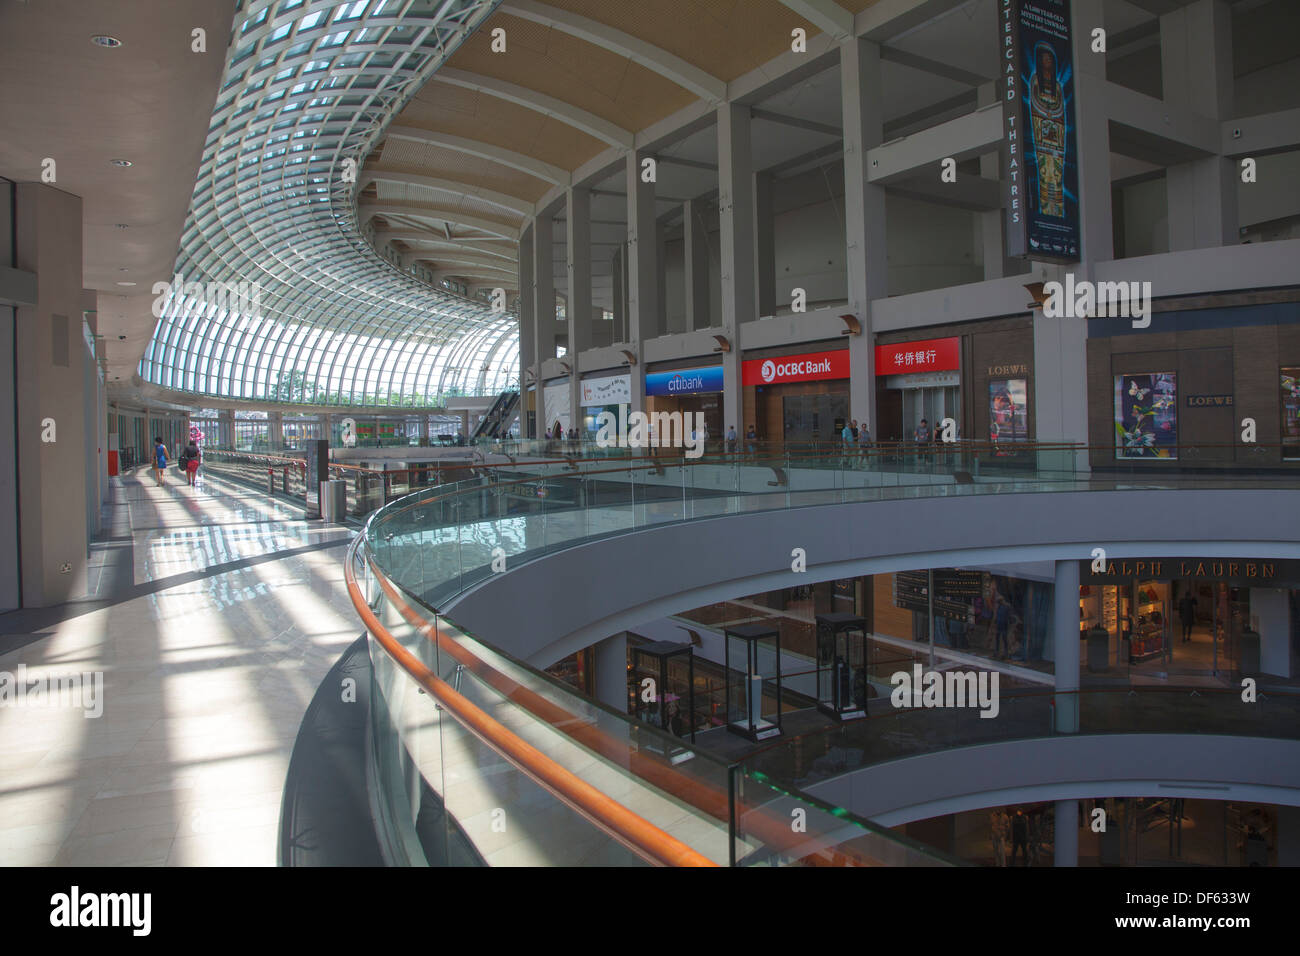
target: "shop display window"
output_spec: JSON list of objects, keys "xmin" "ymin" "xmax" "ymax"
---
[
  {"xmin": 724, "ymin": 623, "xmax": 783, "ymax": 741},
  {"xmin": 989, "ymin": 379, "xmax": 1028, "ymax": 444},
  {"xmin": 815, "ymin": 613, "xmax": 868, "ymax": 720},
  {"xmin": 1130, "ymin": 580, "xmax": 1169, "ymax": 664},
  {"xmin": 629, "ymin": 641, "xmax": 696, "ymax": 762},
  {"xmin": 1114, "ymin": 372, "xmax": 1177, "ymax": 459},
  {"xmin": 1281, "ymin": 368, "xmax": 1300, "ymax": 460}
]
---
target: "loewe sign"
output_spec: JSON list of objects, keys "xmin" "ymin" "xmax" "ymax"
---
[{"xmin": 1185, "ymin": 394, "xmax": 1233, "ymax": 407}]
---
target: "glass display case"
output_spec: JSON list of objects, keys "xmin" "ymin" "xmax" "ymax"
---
[
  {"xmin": 815, "ymin": 613, "xmax": 868, "ymax": 720},
  {"xmin": 1130, "ymin": 580, "xmax": 1168, "ymax": 664},
  {"xmin": 724, "ymin": 623, "xmax": 783, "ymax": 741},
  {"xmin": 629, "ymin": 640, "xmax": 696, "ymax": 747}
]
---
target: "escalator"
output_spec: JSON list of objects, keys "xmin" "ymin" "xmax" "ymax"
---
[{"xmin": 470, "ymin": 389, "xmax": 519, "ymax": 440}]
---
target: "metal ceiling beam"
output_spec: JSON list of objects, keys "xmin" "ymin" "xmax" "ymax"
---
[
  {"xmin": 385, "ymin": 124, "xmax": 569, "ymax": 184},
  {"xmin": 361, "ymin": 202, "xmax": 522, "ymax": 241},
  {"xmin": 498, "ymin": 0, "xmax": 727, "ymax": 102},
  {"xmin": 359, "ymin": 167, "xmax": 534, "ymax": 217},
  {"xmin": 431, "ymin": 68, "xmax": 634, "ymax": 148},
  {"xmin": 776, "ymin": 0, "xmax": 855, "ymax": 39}
]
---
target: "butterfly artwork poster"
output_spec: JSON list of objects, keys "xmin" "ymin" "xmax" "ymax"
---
[{"xmin": 1115, "ymin": 372, "xmax": 1178, "ymax": 459}]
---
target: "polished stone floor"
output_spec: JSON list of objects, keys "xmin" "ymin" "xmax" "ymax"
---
[{"xmin": 0, "ymin": 468, "xmax": 357, "ymax": 866}]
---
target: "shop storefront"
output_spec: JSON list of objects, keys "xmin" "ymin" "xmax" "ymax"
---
[
  {"xmin": 579, "ymin": 371, "xmax": 631, "ymax": 436},
  {"xmin": 741, "ymin": 345, "xmax": 850, "ymax": 446},
  {"xmin": 874, "ymin": 316, "xmax": 1035, "ymax": 444},
  {"xmin": 541, "ymin": 378, "xmax": 570, "ymax": 437},
  {"xmin": 644, "ymin": 362, "xmax": 723, "ymax": 444},
  {"xmin": 1079, "ymin": 558, "xmax": 1300, "ymax": 680},
  {"xmin": 1086, "ymin": 298, "xmax": 1300, "ymax": 468}
]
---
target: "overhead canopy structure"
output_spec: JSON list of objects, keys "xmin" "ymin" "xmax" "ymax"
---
[{"xmin": 141, "ymin": 0, "xmax": 518, "ymax": 408}]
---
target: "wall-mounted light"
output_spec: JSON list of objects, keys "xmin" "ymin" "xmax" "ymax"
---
[
  {"xmin": 1024, "ymin": 282, "xmax": 1047, "ymax": 310},
  {"xmin": 839, "ymin": 314, "xmax": 861, "ymax": 336},
  {"xmin": 620, "ymin": 349, "xmax": 637, "ymax": 366},
  {"xmin": 712, "ymin": 335, "xmax": 730, "ymax": 353}
]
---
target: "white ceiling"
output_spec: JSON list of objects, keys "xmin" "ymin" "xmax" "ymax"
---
[{"xmin": 0, "ymin": 0, "xmax": 234, "ymax": 385}]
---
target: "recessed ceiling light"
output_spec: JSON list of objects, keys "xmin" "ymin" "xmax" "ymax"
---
[
  {"xmin": 115, "ymin": 223, "xmax": 128, "ymax": 229},
  {"xmin": 110, "ymin": 159, "xmax": 133, "ymax": 167},
  {"xmin": 91, "ymin": 35, "xmax": 122, "ymax": 48},
  {"xmin": 116, "ymin": 281, "xmax": 136, "ymax": 287}
]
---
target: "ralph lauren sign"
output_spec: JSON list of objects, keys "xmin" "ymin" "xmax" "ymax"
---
[{"xmin": 1081, "ymin": 558, "xmax": 1299, "ymax": 586}]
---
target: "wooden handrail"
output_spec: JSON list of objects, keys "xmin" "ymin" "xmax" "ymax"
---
[
  {"xmin": 344, "ymin": 535, "xmax": 718, "ymax": 868},
  {"xmin": 362, "ymin": 548, "xmax": 888, "ymax": 867}
]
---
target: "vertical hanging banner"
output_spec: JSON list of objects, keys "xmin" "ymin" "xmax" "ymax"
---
[{"xmin": 1001, "ymin": 0, "xmax": 1080, "ymax": 262}]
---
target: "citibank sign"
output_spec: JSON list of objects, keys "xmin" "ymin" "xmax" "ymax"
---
[{"xmin": 742, "ymin": 349, "xmax": 849, "ymax": 386}]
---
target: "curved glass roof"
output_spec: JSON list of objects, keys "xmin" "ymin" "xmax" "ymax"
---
[{"xmin": 141, "ymin": 0, "xmax": 516, "ymax": 407}]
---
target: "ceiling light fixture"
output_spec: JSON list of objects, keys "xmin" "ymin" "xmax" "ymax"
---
[
  {"xmin": 116, "ymin": 281, "xmax": 136, "ymax": 287},
  {"xmin": 91, "ymin": 35, "xmax": 122, "ymax": 48},
  {"xmin": 109, "ymin": 159, "xmax": 133, "ymax": 167},
  {"xmin": 115, "ymin": 224, "xmax": 128, "ymax": 229}
]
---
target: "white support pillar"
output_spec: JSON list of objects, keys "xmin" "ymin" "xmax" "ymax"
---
[
  {"xmin": 518, "ymin": 227, "xmax": 536, "ymax": 436},
  {"xmin": 1162, "ymin": 0, "xmax": 1236, "ymax": 250},
  {"xmin": 268, "ymin": 410, "xmax": 284, "ymax": 450},
  {"xmin": 530, "ymin": 214, "xmax": 551, "ymax": 431},
  {"xmin": 1055, "ymin": 800, "xmax": 1079, "ymax": 866},
  {"xmin": 593, "ymin": 632, "xmax": 628, "ymax": 713},
  {"xmin": 755, "ymin": 171, "xmax": 776, "ymax": 319},
  {"xmin": 683, "ymin": 198, "xmax": 711, "ymax": 331},
  {"xmin": 626, "ymin": 150, "xmax": 658, "ymax": 413},
  {"xmin": 717, "ymin": 103, "xmax": 754, "ymax": 439},
  {"xmin": 1054, "ymin": 558, "xmax": 1080, "ymax": 733},
  {"xmin": 841, "ymin": 37, "xmax": 886, "ymax": 439},
  {"xmin": 567, "ymin": 187, "xmax": 593, "ymax": 427},
  {"xmin": 533, "ymin": 215, "xmax": 556, "ymax": 366},
  {"xmin": 611, "ymin": 245, "xmax": 625, "ymax": 343}
]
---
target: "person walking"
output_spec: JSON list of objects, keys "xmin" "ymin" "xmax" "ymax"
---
[
  {"xmin": 745, "ymin": 425, "xmax": 757, "ymax": 458},
  {"xmin": 1177, "ymin": 587, "xmax": 1198, "ymax": 643},
  {"xmin": 179, "ymin": 439, "xmax": 201, "ymax": 486},
  {"xmin": 152, "ymin": 436, "xmax": 169, "ymax": 486},
  {"xmin": 858, "ymin": 422, "xmax": 872, "ymax": 470},
  {"xmin": 725, "ymin": 425, "xmax": 737, "ymax": 455},
  {"xmin": 1010, "ymin": 809, "xmax": 1029, "ymax": 866}
]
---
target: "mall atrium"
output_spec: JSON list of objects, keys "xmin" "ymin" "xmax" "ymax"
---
[{"xmin": 0, "ymin": 0, "xmax": 1298, "ymax": 879}]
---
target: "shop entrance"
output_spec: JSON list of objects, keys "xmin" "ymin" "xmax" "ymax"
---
[
  {"xmin": 1079, "ymin": 579, "xmax": 1244, "ymax": 681},
  {"xmin": 782, "ymin": 393, "xmax": 847, "ymax": 446},
  {"xmin": 901, "ymin": 386, "xmax": 960, "ymax": 439}
]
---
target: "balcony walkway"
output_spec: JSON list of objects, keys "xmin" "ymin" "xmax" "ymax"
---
[{"xmin": 0, "ymin": 468, "xmax": 356, "ymax": 865}]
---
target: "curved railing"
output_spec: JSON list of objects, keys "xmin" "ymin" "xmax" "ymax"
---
[{"xmin": 351, "ymin": 443, "xmax": 1299, "ymax": 865}]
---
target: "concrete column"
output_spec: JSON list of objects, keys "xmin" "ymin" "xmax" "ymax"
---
[
  {"xmin": 1030, "ymin": 0, "xmax": 1107, "ymax": 468},
  {"xmin": 655, "ymin": 216, "xmax": 668, "ymax": 337},
  {"xmin": 268, "ymin": 410, "xmax": 284, "ymax": 450},
  {"xmin": 1162, "ymin": 0, "xmax": 1236, "ymax": 250},
  {"xmin": 1055, "ymin": 800, "xmax": 1079, "ymax": 866},
  {"xmin": 717, "ymin": 103, "xmax": 754, "ymax": 438},
  {"xmin": 533, "ymin": 215, "xmax": 555, "ymax": 367},
  {"xmin": 219, "ymin": 408, "xmax": 234, "ymax": 449},
  {"xmin": 626, "ymin": 150, "xmax": 659, "ymax": 343},
  {"xmin": 683, "ymin": 198, "xmax": 711, "ymax": 331},
  {"xmin": 321, "ymin": 413, "xmax": 333, "ymax": 446},
  {"xmin": 755, "ymin": 171, "xmax": 776, "ymax": 319},
  {"xmin": 14, "ymin": 183, "xmax": 87, "ymax": 607},
  {"xmin": 841, "ymin": 37, "xmax": 886, "ymax": 438},
  {"xmin": 1054, "ymin": 558, "xmax": 1081, "ymax": 733},
  {"xmin": 518, "ymin": 227, "xmax": 535, "ymax": 436},
  {"xmin": 1251, "ymin": 587, "xmax": 1290, "ymax": 678},
  {"xmin": 593, "ymin": 632, "xmax": 628, "ymax": 713},
  {"xmin": 566, "ymin": 187, "xmax": 593, "ymax": 427},
  {"xmin": 611, "ymin": 246, "xmax": 624, "ymax": 343}
]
